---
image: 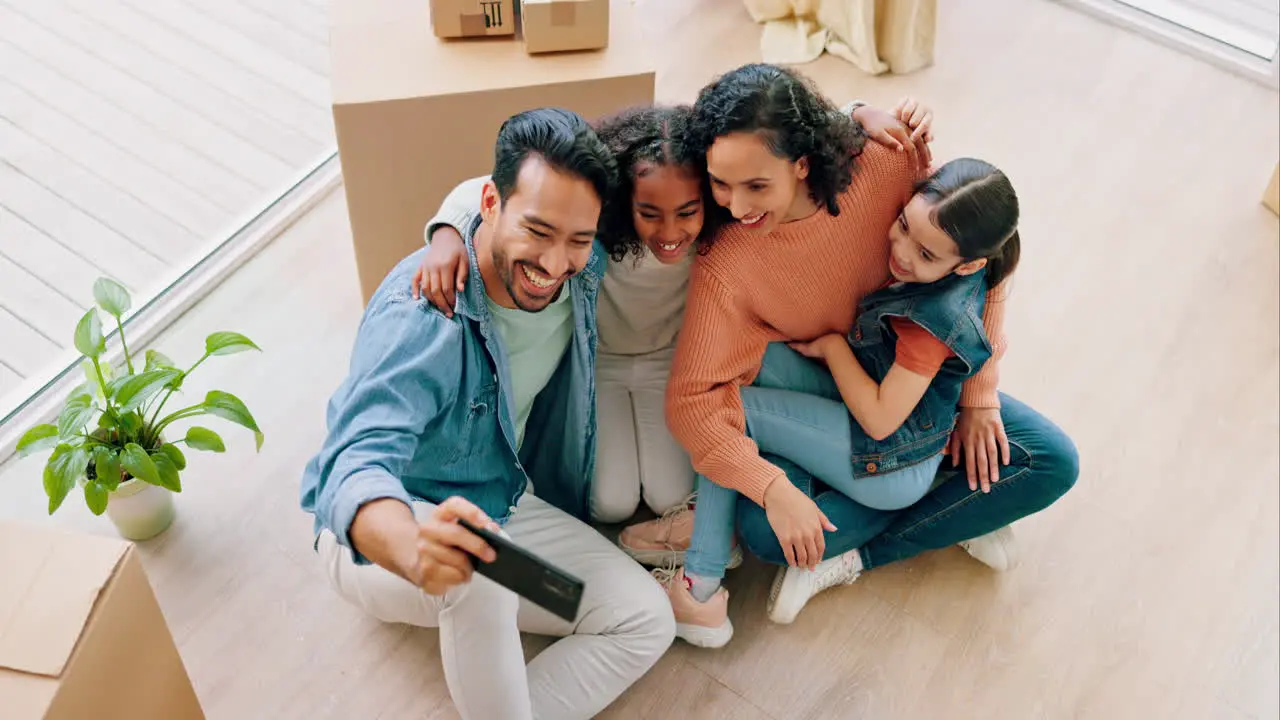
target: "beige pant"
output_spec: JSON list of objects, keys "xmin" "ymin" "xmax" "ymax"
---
[
  {"xmin": 592, "ymin": 348, "xmax": 695, "ymax": 522},
  {"xmin": 318, "ymin": 493, "xmax": 675, "ymax": 720}
]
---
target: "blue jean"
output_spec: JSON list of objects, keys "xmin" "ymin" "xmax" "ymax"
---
[
  {"xmin": 735, "ymin": 343, "xmax": 1079, "ymax": 571},
  {"xmin": 683, "ymin": 385, "xmax": 941, "ymax": 580}
]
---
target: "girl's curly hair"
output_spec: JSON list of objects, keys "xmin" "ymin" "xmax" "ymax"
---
[
  {"xmin": 682, "ymin": 63, "xmax": 866, "ymax": 222},
  {"xmin": 592, "ymin": 105, "xmax": 721, "ymax": 262}
]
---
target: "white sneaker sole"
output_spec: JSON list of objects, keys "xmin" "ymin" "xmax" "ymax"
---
[
  {"xmin": 766, "ymin": 567, "xmax": 802, "ymax": 625},
  {"xmin": 676, "ymin": 617, "xmax": 734, "ymax": 648},
  {"xmin": 621, "ymin": 544, "xmax": 744, "ymax": 570}
]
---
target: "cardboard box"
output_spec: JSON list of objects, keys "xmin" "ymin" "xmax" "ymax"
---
[
  {"xmin": 0, "ymin": 522, "xmax": 204, "ymax": 719},
  {"xmin": 520, "ymin": 0, "xmax": 609, "ymax": 54},
  {"xmin": 431, "ymin": 0, "xmax": 515, "ymax": 38},
  {"xmin": 331, "ymin": 0, "xmax": 654, "ymax": 304},
  {"xmin": 1264, "ymin": 162, "xmax": 1279, "ymax": 216}
]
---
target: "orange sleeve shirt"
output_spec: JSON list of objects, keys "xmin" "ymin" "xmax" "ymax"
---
[{"xmin": 887, "ymin": 316, "xmax": 954, "ymax": 377}]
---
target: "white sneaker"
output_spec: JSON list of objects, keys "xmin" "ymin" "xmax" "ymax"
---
[
  {"xmin": 959, "ymin": 526, "xmax": 1019, "ymax": 571},
  {"xmin": 766, "ymin": 548, "xmax": 863, "ymax": 625}
]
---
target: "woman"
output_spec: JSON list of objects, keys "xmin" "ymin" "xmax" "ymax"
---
[
  {"xmin": 411, "ymin": 102, "xmax": 931, "ymax": 536},
  {"xmin": 630, "ymin": 63, "xmax": 1078, "ymax": 633}
]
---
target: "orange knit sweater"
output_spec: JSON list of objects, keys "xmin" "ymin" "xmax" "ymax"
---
[{"xmin": 665, "ymin": 143, "xmax": 1009, "ymax": 505}]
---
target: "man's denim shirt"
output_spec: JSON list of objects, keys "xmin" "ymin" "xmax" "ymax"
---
[{"xmin": 300, "ymin": 217, "xmax": 605, "ymax": 563}]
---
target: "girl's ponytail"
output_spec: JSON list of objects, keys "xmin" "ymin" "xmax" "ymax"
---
[{"xmin": 982, "ymin": 229, "xmax": 1020, "ymax": 288}]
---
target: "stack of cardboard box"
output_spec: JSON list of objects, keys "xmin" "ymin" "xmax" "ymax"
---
[
  {"xmin": 331, "ymin": 0, "xmax": 655, "ymax": 302},
  {"xmin": 431, "ymin": 0, "xmax": 610, "ymax": 54}
]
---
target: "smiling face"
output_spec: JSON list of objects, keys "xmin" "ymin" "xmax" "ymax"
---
[
  {"xmin": 631, "ymin": 162, "xmax": 704, "ymax": 264},
  {"xmin": 478, "ymin": 155, "xmax": 602, "ymax": 311},
  {"xmin": 704, "ymin": 131, "xmax": 815, "ymax": 234},
  {"xmin": 887, "ymin": 194, "xmax": 988, "ymax": 284}
]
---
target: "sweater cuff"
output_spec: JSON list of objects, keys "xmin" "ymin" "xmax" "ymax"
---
[{"xmin": 959, "ymin": 375, "xmax": 1001, "ymax": 409}]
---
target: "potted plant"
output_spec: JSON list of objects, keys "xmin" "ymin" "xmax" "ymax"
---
[{"xmin": 14, "ymin": 277, "xmax": 264, "ymax": 541}]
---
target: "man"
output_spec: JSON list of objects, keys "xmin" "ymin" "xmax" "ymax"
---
[{"xmin": 300, "ymin": 108, "xmax": 675, "ymax": 720}]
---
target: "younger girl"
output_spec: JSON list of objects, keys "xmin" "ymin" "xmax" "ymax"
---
[
  {"xmin": 663, "ymin": 157, "xmax": 1023, "ymax": 648},
  {"xmin": 410, "ymin": 103, "xmax": 932, "ymax": 531}
]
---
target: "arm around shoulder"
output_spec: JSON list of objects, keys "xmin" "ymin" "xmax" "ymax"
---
[
  {"xmin": 960, "ymin": 278, "xmax": 1010, "ymax": 408},
  {"xmin": 425, "ymin": 175, "xmax": 490, "ymax": 243}
]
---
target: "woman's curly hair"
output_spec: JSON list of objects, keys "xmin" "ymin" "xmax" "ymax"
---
[
  {"xmin": 682, "ymin": 63, "xmax": 866, "ymax": 221},
  {"xmin": 591, "ymin": 105, "xmax": 722, "ymax": 262}
]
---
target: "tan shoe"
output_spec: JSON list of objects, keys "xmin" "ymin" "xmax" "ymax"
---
[
  {"xmin": 652, "ymin": 566, "xmax": 733, "ymax": 648},
  {"xmin": 619, "ymin": 494, "xmax": 743, "ymax": 569}
]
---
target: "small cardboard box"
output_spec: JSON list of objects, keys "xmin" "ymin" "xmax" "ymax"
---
[
  {"xmin": 431, "ymin": 0, "xmax": 516, "ymax": 38},
  {"xmin": 0, "ymin": 522, "xmax": 204, "ymax": 719},
  {"xmin": 331, "ymin": 0, "xmax": 654, "ymax": 303},
  {"xmin": 520, "ymin": 0, "xmax": 609, "ymax": 54}
]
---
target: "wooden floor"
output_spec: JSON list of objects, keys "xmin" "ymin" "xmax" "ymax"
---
[
  {"xmin": 0, "ymin": 0, "xmax": 334, "ymax": 417},
  {"xmin": 1, "ymin": 0, "xmax": 1278, "ymax": 718}
]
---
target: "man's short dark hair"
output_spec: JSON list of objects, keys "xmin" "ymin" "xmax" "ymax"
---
[{"xmin": 491, "ymin": 108, "xmax": 618, "ymax": 209}]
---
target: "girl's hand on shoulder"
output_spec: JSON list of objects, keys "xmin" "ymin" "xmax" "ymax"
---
[
  {"xmin": 411, "ymin": 227, "xmax": 469, "ymax": 317},
  {"xmin": 853, "ymin": 102, "xmax": 931, "ymax": 172},
  {"xmin": 948, "ymin": 407, "xmax": 1011, "ymax": 494},
  {"xmin": 892, "ymin": 97, "xmax": 934, "ymax": 143}
]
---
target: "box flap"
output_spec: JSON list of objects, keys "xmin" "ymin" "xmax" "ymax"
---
[{"xmin": 0, "ymin": 523, "xmax": 129, "ymax": 677}]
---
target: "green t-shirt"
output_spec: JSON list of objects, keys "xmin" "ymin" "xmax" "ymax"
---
[{"xmin": 484, "ymin": 287, "xmax": 574, "ymax": 449}]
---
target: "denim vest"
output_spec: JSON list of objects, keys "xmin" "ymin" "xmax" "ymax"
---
[
  {"xmin": 845, "ymin": 269, "xmax": 992, "ymax": 479},
  {"xmin": 299, "ymin": 217, "xmax": 604, "ymax": 561}
]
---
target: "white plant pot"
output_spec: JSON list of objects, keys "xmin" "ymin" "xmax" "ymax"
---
[{"xmin": 105, "ymin": 478, "xmax": 176, "ymax": 541}]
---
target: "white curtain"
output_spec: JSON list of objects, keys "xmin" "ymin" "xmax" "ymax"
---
[{"xmin": 741, "ymin": 0, "xmax": 938, "ymax": 75}]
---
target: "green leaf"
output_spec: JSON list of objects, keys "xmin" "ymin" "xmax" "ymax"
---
[
  {"xmin": 144, "ymin": 349, "xmax": 177, "ymax": 372},
  {"xmin": 83, "ymin": 480, "xmax": 109, "ymax": 516},
  {"xmin": 46, "ymin": 444, "xmax": 90, "ymax": 514},
  {"xmin": 118, "ymin": 412, "xmax": 143, "ymax": 440},
  {"xmin": 16, "ymin": 424, "xmax": 59, "ymax": 456},
  {"xmin": 44, "ymin": 464, "xmax": 74, "ymax": 515},
  {"xmin": 73, "ymin": 309, "xmax": 105, "ymax": 358},
  {"xmin": 205, "ymin": 331, "xmax": 261, "ymax": 357},
  {"xmin": 120, "ymin": 443, "xmax": 161, "ymax": 486},
  {"xmin": 151, "ymin": 453, "xmax": 182, "ymax": 493},
  {"xmin": 114, "ymin": 368, "xmax": 182, "ymax": 413},
  {"xmin": 56, "ymin": 394, "xmax": 97, "ymax": 440},
  {"xmin": 95, "ymin": 447, "xmax": 122, "ymax": 492},
  {"xmin": 184, "ymin": 426, "xmax": 225, "ymax": 453},
  {"xmin": 92, "ymin": 278, "xmax": 131, "ymax": 318},
  {"xmin": 158, "ymin": 443, "xmax": 187, "ymax": 470},
  {"xmin": 201, "ymin": 391, "xmax": 264, "ymax": 450}
]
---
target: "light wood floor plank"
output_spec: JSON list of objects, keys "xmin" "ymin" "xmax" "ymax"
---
[
  {"xmin": 0, "ymin": 253, "xmax": 82, "ymax": 350},
  {"xmin": 0, "ymin": 160, "xmax": 166, "ymax": 291},
  {"xmin": 0, "ymin": 305, "xmax": 60, "ymax": 377},
  {"xmin": 227, "ymin": 0, "xmax": 329, "ymax": 46},
  {"xmin": 5, "ymin": 0, "xmax": 324, "ymax": 169},
  {"xmin": 0, "ymin": 362, "xmax": 20, "ymax": 409},
  {"xmin": 115, "ymin": 0, "xmax": 331, "ymax": 107},
  {"xmin": 65, "ymin": 0, "xmax": 333, "ymax": 144},
  {"xmin": 0, "ymin": 207, "xmax": 102, "ymax": 307},
  {"xmin": 0, "ymin": 13, "xmax": 283, "ymax": 205},
  {"xmin": 0, "ymin": 79, "xmax": 234, "ymax": 241},
  {"xmin": 0, "ymin": 119, "xmax": 199, "ymax": 260},
  {"xmin": 173, "ymin": 0, "xmax": 330, "ymax": 76}
]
